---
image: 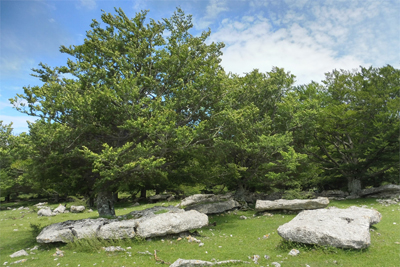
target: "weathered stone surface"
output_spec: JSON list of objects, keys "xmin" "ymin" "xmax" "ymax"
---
[
  {"xmin": 319, "ymin": 190, "xmax": 349, "ymax": 199},
  {"xmin": 177, "ymin": 193, "xmax": 234, "ymax": 208},
  {"xmin": 360, "ymin": 184, "xmax": 400, "ymax": 198},
  {"xmin": 37, "ymin": 207, "xmax": 55, "ymax": 216},
  {"xmin": 170, "ymin": 259, "xmax": 214, "ymax": 266},
  {"xmin": 136, "ymin": 210, "xmax": 208, "ymax": 238},
  {"xmin": 53, "ymin": 204, "xmax": 66, "ymax": 214},
  {"xmin": 169, "ymin": 259, "xmax": 247, "ymax": 267},
  {"xmin": 97, "ymin": 220, "xmax": 137, "ymax": 239},
  {"xmin": 10, "ymin": 249, "xmax": 29, "ymax": 258},
  {"xmin": 149, "ymin": 194, "xmax": 172, "ymax": 202},
  {"xmin": 36, "ymin": 218, "xmax": 111, "ymax": 243},
  {"xmin": 124, "ymin": 205, "xmax": 184, "ymax": 219},
  {"xmin": 185, "ymin": 199, "xmax": 241, "ymax": 214},
  {"xmin": 37, "ymin": 207, "xmax": 206, "ymax": 243},
  {"xmin": 70, "ymin": 205, "xmax": 85, "ymax": 213},
  {"xmin": 255, "ymin": 197, "xmax": 329, "ymax": 211},
  {"xmin": 277, "ymin": 206, "xmax": 382, "ymax": 249}
]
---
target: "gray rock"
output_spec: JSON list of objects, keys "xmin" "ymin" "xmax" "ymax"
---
[
  {"xmin": 10, "ymin": 249, "xmax": 29, "ymax": 258},
  {"xmin": 37, "ymin": 207, "xmax": 55, "ymax": 217},
  {"xmin": 102, "ymin": 246, "xmax": 126, "ymax": 252},
  {"xmin": 169, "ymin": 259, "xmax": 247, "ymax": 266},
  {"xmin": 70, "ymin": 205, "xmax": 85, "ymax": 213},
  {"xmin": 53, "ymin": 204, "xmax": 66, "ymax": 214},
  {"xmin": 170, "ymin": 259, "xmax": 214, "ymax": 266},
  {"xmin": 36, "ymin": 218, "xmax": 111, "ymax": 243},
  {"xmin": 277, "ymin": 206, "xmax": 382, "ymax": 249},
  {"xmin": 319, "ymin": 190, "xmax": 349, "ymax": 199},
  {"xmin": 360, "ymin": 184, "xmax": 400, "ymax": 198},
  {"xmin": 271, "ymin": 262, "xmax": 281, "ymax": 267},
  {"xmin": 255, "ymin": 197, "xmax": 329, "ymax": 211},
  {"xmin": 185, "ymin": 199, "xmax": 240, "ymax": 214},
  {"xmin": 136, "ymin": 210, "xmax": 208, "ymax": 238},
  {"xmin": 97, "ymin": 220, "xmax": 137, "ymax": 239},
  {"xmin": 149, "ymin": 194, "xmax": 172, "ymax": 202},
  {"xmin": 177, "ymin": 193, "xmax": 234, "ymax": 208},
  {"xmin": 124, "ymin": 205, "xmax": 184, "ymax": 219}
]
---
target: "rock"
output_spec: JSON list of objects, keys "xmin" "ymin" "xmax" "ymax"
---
[
  {"xmin": 10, "ymin": 259, "xmax": 27, "ymax": 264},
  {"xmin": 255, "ymin": 197, "xmax": 329, "ymax": 211},
  {"xmin": 102, "ymin": 246, "xmax": 125, "ymax": 252},
  {"xmin": 169, "ymin": 259, "xmax": 248, "ymax": 266},
  {"xmin": 319, "ymin": 190, "xmax": 349, "ymax": 199},
  {"xmin": 277, "ymin": 206, "xmax": 382, "ymax": 249},
  {"xmin": 177, "ymin": 193, "xmax": 234, "ymax": 208},
  {"xmin": 52, "ymin": 248, "xmax": 64, "ymax": 257},
  {"xmin": 149, "ymin": 194, "xmax": 173, "ymax": 202},
  {"xmin": 240, "ymin": 215, "xmax": 247, "ymax": 220},
  {"xmin": 70, "ymin": 205, "xmax": 85, "ymax": 213},
  {"xmin": 37, "ymin": 207, "xmax": 55, "ymax": 217},
  {"xmin": 36, "ymin": 218, "xmax": 111, "ymax": 243},
  {"xmin": 10, "ymin": 249, "xmax": 29, "ymax": 258},
  {"xmin": 97, "ymin": 220, "xmax": 137, "ymax": 239},
  {"xmin": 136, "ymin": 210, "xmax": 208, "ymax": 238},
  {"xmin": 37, "ymin": 207, "xmax": 206, "ymax": 243},
  {"xmin": 271, "ymin": 262, "xmax": 281, "ymax": 267},
  {"xmin": 53, "ymin": 204, "xmax": 66, "ymax": 214},
  {"xmin": 360, "ymin": 184, "xmax": 400, "ymax": 198},
  {"xmin": 123, "ymin": 205, "xmax": 184, "ymax": 219},
  {"xmin": 185, "ymin": 199, "xmax": 241, "ymax": 214},
  {"xmin": 288, "ymin": 249, "xmax": 300, "ymax": 256},
  {"xmin": 132, "ymin": 202, "xmax": 140, "ymax": 207},
  {"xmin": 170, "ymin": 259, "xmax": 214, "ymax": 266}
]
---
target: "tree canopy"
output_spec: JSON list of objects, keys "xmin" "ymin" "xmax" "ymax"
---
[{"xmin": 7, "ymin": 7, "xmax": 399, "ymax": 216}]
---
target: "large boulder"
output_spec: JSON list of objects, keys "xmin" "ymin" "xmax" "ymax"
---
[
  {"xmin": 255, "ymin": 197, "xmax": 329, "ymax": 211},
  {"xmin": 36, "ymin": 207, "xmax": 207, "ymax": 243},
  {"xmin": 177, "ymin": 193, "xmax": 240, "ymax": 214},
  {"xmin": 177, "ymin": 193, "xmax": 234, "ymax": 208},
  {"xmin": 185, "ymin": 199, "xmax": 241, "ymax": 214},
  {"xmin": 360, "ymin": 184, "xmax": 400, "ymax": 198},
  {"xmin": 37, "ymin": 218, "xmax": 110, "ymax": 243},
  {"xmin": 136, "ymin": 210, "xmax": 208, "ymax": 238},
  {"xmin": 277, "ymin": 206, "xmax": 382, "ymax": 249}
]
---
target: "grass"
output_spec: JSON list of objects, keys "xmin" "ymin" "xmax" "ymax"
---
[{"xmin": 0, "ymin": 198, "xmax": 399, "ymax": 266}]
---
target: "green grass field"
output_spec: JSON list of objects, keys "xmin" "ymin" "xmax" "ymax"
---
[{"xmin": 0, "ymin": 198, "xmax": 399, "ymax": 267}]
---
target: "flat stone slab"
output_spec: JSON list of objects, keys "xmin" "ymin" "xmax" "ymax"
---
[
  {"xmin": 277, "ymin": 206, "xmax": 382, "ymax": 249},
  {"xmin": 185, "ymin": 199, "xmax": 240, "ymax": 214},
  {"xmin": 255, "ymin": 197, "xmax": 329, "ymax": 211},
  {"xmin": 37, "ymin": 208, "xmax": 207, "ymax": 243}
]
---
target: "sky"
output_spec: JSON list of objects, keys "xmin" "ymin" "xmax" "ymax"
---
[{"xmin": 1, "ymin": 0, "xmax": 399, "ymax": 134}]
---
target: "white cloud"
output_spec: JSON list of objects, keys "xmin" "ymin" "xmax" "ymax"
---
[
  {"xmin": 0, "ymin": 115, "xmax": 37, "ymax": 134},
  {"xmin": 77, "ymin": 0, "xmax": 97, "ymax": 10},
  {"xmin": 195, "ymin": 0, "xmax": 229, "ymax": 29},
  {"xmin": 210, "ymin": 16, "xmax": 364, "ymax": 84}
]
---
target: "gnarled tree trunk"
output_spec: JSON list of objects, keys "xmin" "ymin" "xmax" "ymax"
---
[
  {"xmin": 348, "ymin": 177, "xmax": 362, "ymax": 196},
  {"xmin": 96, "ymin": 190, "xmax": 115, "ymax": 217}
]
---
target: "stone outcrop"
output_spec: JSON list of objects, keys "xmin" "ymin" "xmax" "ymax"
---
[
  {"xmin": 277, "ymin": 206, "xmax": 382, "ymax": 249},
  {"xmin": 70, "ymin": 205, "xmax": 86, "ymax": 213},
  {"xmin": 136, "ymin": 210, "xmax": 208, "ymax": 238},
  {"xmin": 36, "ymin": 207, "xmax": 208, "ymax": 243},
  {"xmin": 319, "ymin": 190, "xmax": 349, "ymax": 199},
  {"xmin": 9, "ymin": 249, "xmax": 29, "ymax": 258},
  {"xmin": 177, "ymin": 193, "xmax": 240, "ymax": 214},
  {"xmin": 360, "ymin": 184, "xmax": 400, "ymax": 198},
  {"xmin": 255, "ymin": 197, "xmax": 329, "ymax": 211},
  {"xmin": 37, "ymin": 207, "xmax": 55, "ymax": 217},
  {"xmin": 53, "ymin": 204, "xmax": 66, "ymax": 214},
  {"xmin": 185, "ymin": 199, "xmax": 240, "ymax": 214}
]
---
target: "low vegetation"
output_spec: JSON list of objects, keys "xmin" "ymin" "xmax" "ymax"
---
[{"xmin": 1, "ymin": 198, "xmax": 399, "ymax": 266}]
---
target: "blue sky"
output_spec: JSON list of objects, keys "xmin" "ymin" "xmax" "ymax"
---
[{"xmin": 1, "ymin": 0, "xmax": 399, "ymax": 134}]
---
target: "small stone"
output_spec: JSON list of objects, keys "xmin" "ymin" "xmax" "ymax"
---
[
  {"xmin": 289, "ymin": 249, "xmax": 300, "ymax": 256},
  {"xmin": 240, "ymin": 215, "xmax": 247, "ymax": 220},
  {"xmin": 10, "ymin": 249, "xmax": 29, "ymax": 258},
  {"xmin": 264, "ymin": 255, "xmax": 270, "ymax": 260},
  {"xmin": 199, "ymin": 243, "xmax": 204, "ymax": 247},
  {"xmin": 271, "ymin": 262, "xmax": 281, "ymax": 267}
]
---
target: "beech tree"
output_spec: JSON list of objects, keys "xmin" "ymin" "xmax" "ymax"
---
[
  {"xmin": 12, "ymin": 8, "xmax": 225, "ymax": 216},
  {"xmin": 308, "ymin": 66, "xmax": 399, "ymax": 195}
]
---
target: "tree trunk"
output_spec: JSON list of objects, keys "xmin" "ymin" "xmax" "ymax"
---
[
  {"xmin": 96, "ymin": 191, "xmax": 115, "ymax": 217},
  {"xmin": 5, "ymin": 194, "xmax": 10, "ymax": 202},
  {"xmin": 140, "ymin": 188, "xmax": 147, "ymax": 199},
  {"xmin": 112, "ymin": 192, "xmax": 119, "ymax": 203},
  {"xmin": 234, "ymin": 180, "xmax": 248, "ymax": 202},
  {"xmin": 54, "ymin": 193, "xmax": 59, "ymax": 203},
  {"xmin": 348, "ymin": 177, "xmax": 362, "ymax": 196}
]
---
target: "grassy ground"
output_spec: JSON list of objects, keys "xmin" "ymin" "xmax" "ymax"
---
[{"xmin": 0, "ymin": 198, "xmax": 399, "ymax": 267}]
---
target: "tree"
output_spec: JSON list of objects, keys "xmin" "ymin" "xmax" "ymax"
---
[
  {"xmin": 308, "ymin": 65, "xmax": 400, "ymax": 195},
  {"xmin": 210, "ymin": 68, "xmax": 307, "ymax": 200},
  {"xmin": 11, "ymin": 8, "xmax": 225, "ymax": 216}
]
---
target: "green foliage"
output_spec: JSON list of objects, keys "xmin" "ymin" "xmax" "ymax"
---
[{"xmin": 29, "ymin": 222, "xmax": 43, "ymax": 237}]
